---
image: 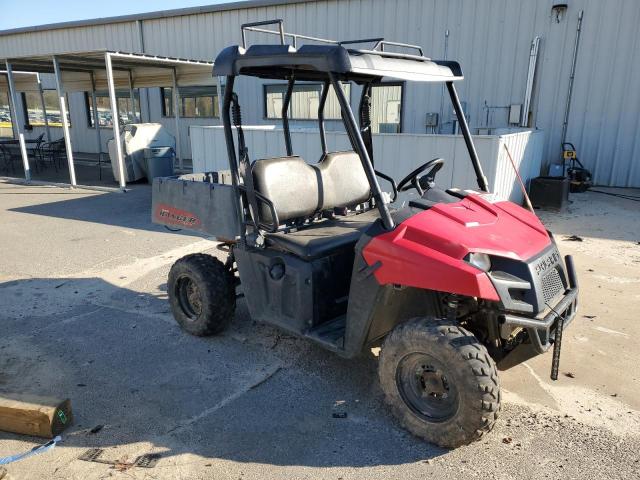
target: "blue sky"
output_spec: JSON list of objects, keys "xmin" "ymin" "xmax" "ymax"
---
[{"xmin": 0, "ymin": 0, "xmax": 237, "ymax": 30}]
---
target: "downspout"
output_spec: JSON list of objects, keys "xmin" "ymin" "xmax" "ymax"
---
[
  {"xmin": 438, "ymin": 29, "xmax": 449, "ymax": 133},
  {"xmin": 521, "ymin": 36, "xmax": 540, "ymax": 127},
  {"xmin": 560, "ymin": 10, "xmax": 583, "ymax": 147}
]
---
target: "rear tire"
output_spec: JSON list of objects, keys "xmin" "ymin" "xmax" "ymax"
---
[
  {"xmin": 167, "ymin": 253, "xmax": 236, "ymax": 336},
  {"xmin": 378, "ymin": 317, "xmax": 500, "ymax": 448}
]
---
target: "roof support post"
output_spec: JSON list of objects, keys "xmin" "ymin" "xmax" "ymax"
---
[
  {"xmin": 105, "ymin": 52, "xmax": 126, "ymax": 189},
  {"xmin": 318, "ymin": 80, "xmax": 330, "ymax": 155},
  {"xmin": 90, "ymin": 71, "xmax": 103, "ymax": 180},
  {"xmin": 36, "ymin": 73, "xmax": 51, "ymax": 142},
  {"xmin": 282, "ymin": 76, "xmax": 295, "ymax": 156},
  {"xmin": 4, "ymin": 61, "xmax": 31, "ymax": 181},
  {"xmin": 221, "ymin": 75, "xmax": 246, "ymax": 244},
  {"xmin": 171, "ymin": 67, "xmax": 183, "ymax": 171},
  {"xmin": 330, "ymin": 72, "xmax": 394, "ymax": 231},
  {"xmin": 52, "ymin": 55, "xmax": 77, "ymax": 186},
  {"xmin": 446, "ymin": 81, "xmax": 489, "ymax": 192},
  {"xmin": 216, "ymin": 76, "xmax": 225, "ymax": 125},
  {"xmin": 358, "ymin": 82, "xmax": 374, "ymax": 165}
]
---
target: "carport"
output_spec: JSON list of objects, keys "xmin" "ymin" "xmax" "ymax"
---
[{"xmin": 1, "ymin": 50, "xmax": 215, "ymax": 190}]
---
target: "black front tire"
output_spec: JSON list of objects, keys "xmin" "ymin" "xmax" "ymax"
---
[
  {"xmin": 378, "ymin": 317, "xmax": 500, "ymax": 448},
  {"xmin": 167, "ymin": 253, "xmax": 236, "ymax": 336}
]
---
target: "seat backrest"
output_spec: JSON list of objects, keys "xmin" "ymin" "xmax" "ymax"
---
[
  {"xmin": 252, "ymin": 156, "xmax": 319, "ymax": 224},
  {"xmin": 252, "ymin": 151, "xmax": 371, "ymax": 226},
  {"xmin": 315, "ymin": 151, "xmax": 370, "ymax": 210}
]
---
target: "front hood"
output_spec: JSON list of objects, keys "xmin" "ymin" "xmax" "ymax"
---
[{"xmin": 398, "ymin": 194, "xmax": 551, "ymax": 262}]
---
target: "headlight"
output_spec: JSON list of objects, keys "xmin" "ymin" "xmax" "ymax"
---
[{"xmin": 465, "ymin": 252, "xmax": 492, "ymax": 272}]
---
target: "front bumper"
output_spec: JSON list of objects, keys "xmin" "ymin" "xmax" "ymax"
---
[{"xmin": 497, "ymin": 255, "xmax": 579, "ymax": 368}]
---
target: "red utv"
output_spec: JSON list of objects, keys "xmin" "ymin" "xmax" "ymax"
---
[{"xmin": 153, "ymin": 20, "xmax": 578, "ymax": 447}]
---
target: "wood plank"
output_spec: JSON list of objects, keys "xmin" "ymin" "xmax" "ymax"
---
[{"xmin": 0, "ymin": 394, "xmax": 72, "ymax": 438}]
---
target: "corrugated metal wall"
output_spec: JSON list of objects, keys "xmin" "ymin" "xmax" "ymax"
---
[{"xmin": 0, "ymin": 0, "xmax": 638, "ymax": 186}]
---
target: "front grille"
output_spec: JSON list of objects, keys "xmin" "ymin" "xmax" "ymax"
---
[{"xmin": 541, "ymin": 267, "xmax": 564, "ymax": 304}]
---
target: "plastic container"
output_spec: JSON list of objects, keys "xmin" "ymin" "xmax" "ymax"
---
[
  {"xmin": 528, "ymin": 176, "xmax": 569, "ymax": 211},
  {"xmin": 144, "ymin": 147, "xmax": 175, "ymax": 181}
]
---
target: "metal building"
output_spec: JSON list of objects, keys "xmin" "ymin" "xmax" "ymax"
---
[{"xmin": 1, "ymin": 0, "xmax": 638, "ymax": 187}]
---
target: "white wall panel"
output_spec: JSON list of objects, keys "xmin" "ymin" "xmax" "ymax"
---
[{"xmin": 190, "ymin": 125, "xmax": 542, "ymax": 203}]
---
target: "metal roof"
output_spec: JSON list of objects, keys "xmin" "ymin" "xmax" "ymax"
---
[
  {"xmin": 2, "ymin": 50, "xmax": 215, "ymax": 91},
  {"xmin": 213, "ymin": 44, "xmax": 463, "ymax": 82},
  {"xmin": 0, "ymin": 0, "xmax": 315, "ymax": 36}
]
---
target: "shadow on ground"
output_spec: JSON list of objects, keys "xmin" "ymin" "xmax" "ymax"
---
[
  {"xmin": 0, "ymin": 275, "xmax": 447, "ymax": 469},
  {"xmin": 6, "ymin": 183, "xmax": 200, "ymax": 237}
]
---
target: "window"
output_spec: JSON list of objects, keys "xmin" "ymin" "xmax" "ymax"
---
[
  {"xmin": 0, "ymin": 91, "xmax": 11, "ymax": 129},
  {"xmin": 371, "ymin": 83, "xmax": 403, "ymax": 133},
  {"xmin": 85, "ymin": 90, "xmax": 141, "ymax": 128},
  {"xmin": 264, "ymin": 83, "xmax": 350, "ymax": 120},
  {"xmin": 161, "ymin": 86, "xmax": 219, "ymax": 118},
  {"xmin": 21, "ymin": 90, "xmax": 71, "ymax": 127}
]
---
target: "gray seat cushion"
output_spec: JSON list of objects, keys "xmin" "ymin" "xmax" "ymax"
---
[
  {"xmin": 265, "ymin": 210, "xmax": 380, "ymax": 259},
  {"xmin": 252, "ymin": 151, "xmax": 371, "ymax": 227}
]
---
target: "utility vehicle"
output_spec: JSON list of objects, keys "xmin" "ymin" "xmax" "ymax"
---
[{"xmin": 153, "ymin": 20, "xmax": 579, "ymax": 447}]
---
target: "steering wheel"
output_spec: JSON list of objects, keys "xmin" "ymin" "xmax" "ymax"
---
[{"xmin": 397, "ymin": 158, "xmax": 445, "ymax": 195}]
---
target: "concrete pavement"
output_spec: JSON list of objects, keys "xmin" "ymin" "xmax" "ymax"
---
[{"xmin": 0, "ymin": 179, "xmax": 638, "ymax": 479}]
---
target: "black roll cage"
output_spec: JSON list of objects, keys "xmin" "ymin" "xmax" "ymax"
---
[{"xmin": 220, "ymin": 20, "xmax": 489, "ymax": 244}]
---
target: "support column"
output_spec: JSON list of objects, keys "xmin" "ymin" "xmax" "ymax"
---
[
  {"xmin": 172, "ymin": 68, "xmax": 183, "ymax": 171},
  {"xmin": 90, "ymin": 72, "xmax": 103, "ymax": 179},
  {"xmin": 105, "ymin": 52, "xmax": 126, "ymax": 189},
  {"xmin": 36, "ymin": 73, "xmax": 51, "ymax": 142},
  {"xmin": 5, "ymin": 62, "xmax": 31, "ymax": 181},
  {"xmin": 52, "ymin": 56, "xmax": 77, "ymax": 186}
]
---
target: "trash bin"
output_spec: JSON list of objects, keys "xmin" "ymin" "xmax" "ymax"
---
[{"xmin": 144, "ymin": 147, "xmax": 175, "ymax": 182}]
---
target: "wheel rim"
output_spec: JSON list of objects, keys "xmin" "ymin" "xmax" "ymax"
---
[
  {"xmin": 175, "ymin": 275, "xmax": 203, "ymax": 320},
  {"xmin": 396, "ymin": 352, "xmax": 459, "ymax": 423}
]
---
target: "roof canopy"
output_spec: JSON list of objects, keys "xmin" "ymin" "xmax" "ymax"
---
[
  {"xmin": 2, "ymin": 50, "xmax": 215, "ymax": 92},
  {"xmin": 213, "ymin": 44, "xmax": 463, "ymax": 83}
]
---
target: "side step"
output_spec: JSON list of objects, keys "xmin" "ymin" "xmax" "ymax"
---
[{"xmin": 304, "ymin": 316, "xmax": 346, "ymax": 351}]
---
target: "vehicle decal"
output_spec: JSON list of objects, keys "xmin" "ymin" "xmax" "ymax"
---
[{"xmin": 154, "ymin": 204, "xmax": 202, "ymax": 228}]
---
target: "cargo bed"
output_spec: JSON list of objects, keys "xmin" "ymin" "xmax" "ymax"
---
[{"xmin": 152, "ymin": 172, "xmax": 241, "ymax": 241}]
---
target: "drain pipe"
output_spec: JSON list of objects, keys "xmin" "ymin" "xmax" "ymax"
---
[
  {"xmin": 438, "ymin": 29, "xmax": 449, "ymax": 133},
  {"xmin": 560, "ymin": 10, "xmax": 583, "ymax": 146},
  {"xmin": 520, "ymin": 36, "xmax": 540, "ymax": 127}
]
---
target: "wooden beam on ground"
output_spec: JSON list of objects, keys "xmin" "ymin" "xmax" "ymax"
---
[{"xmin": 0, "ymin": 394, "xmax": 72, "ymax": 438}]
